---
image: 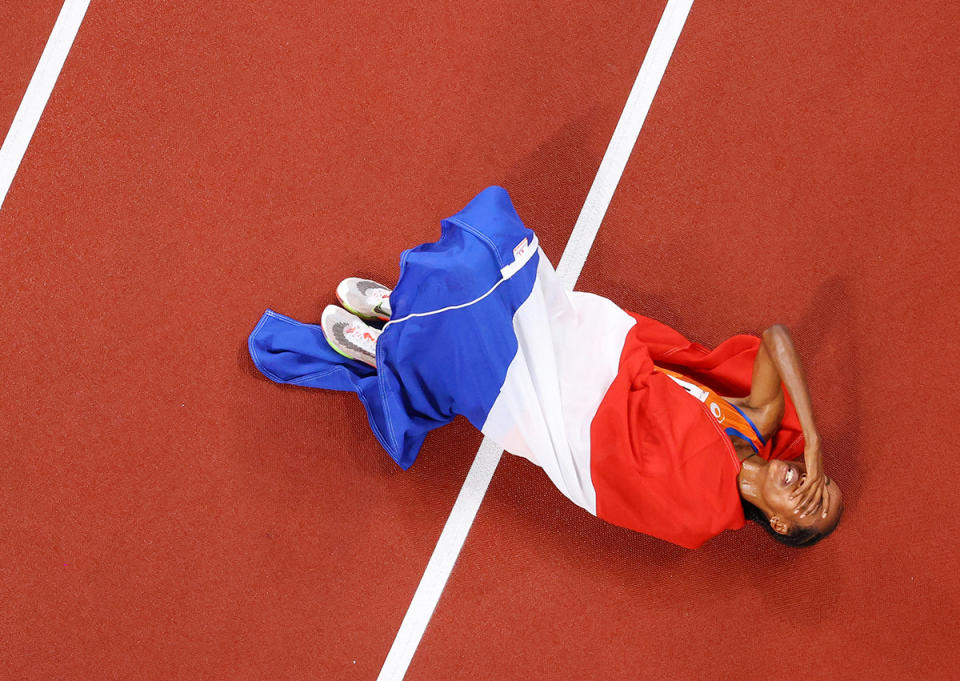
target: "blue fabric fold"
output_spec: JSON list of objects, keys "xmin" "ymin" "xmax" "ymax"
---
[{"xmin": 247, "ymin": 186, "xmax": 538, "ymax": 469}]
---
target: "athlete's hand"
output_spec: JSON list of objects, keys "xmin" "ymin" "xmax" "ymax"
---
[{"xmin": 791, "ymin": 440, "xmax": 828, "ymax": 519}]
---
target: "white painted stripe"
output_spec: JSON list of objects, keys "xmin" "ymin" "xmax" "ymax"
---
[
  {"xmin": 377, "ymin": 437, "xmax": 503, "ymax": 677},
  {"xmin": 556, "ymin": 0, "xmax": 695, "ymax": 290},
  {"xmin": 377, "ymin": 2, "xmax": 694, "ymax": 679},
  {"xmin": 0, "ymin": 0, "xmax": 91, "ymax": 210}
]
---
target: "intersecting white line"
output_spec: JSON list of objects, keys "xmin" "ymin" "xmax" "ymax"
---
[
  {"xmin": 377, "ymin": 2, "xmax": 695, "ymax": 678},
  {"xmin": 0, "ymin": 0, "xmax": 90, "ymax": 210}
]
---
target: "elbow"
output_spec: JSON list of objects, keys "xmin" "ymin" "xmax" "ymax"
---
[
  {"xmin": 762, "ymin": 324, "xmax": 790, "ymax": 341},
  {"xmin": 762, "ymin": 324, "xmax": 794, "ymax": 353}
]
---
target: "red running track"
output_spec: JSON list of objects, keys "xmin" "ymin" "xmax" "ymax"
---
[
  {"xmin": 1, "ymin": 2, "xmax": 958, "ymax": 680},
  {"xmin": 0, "ymin": 1, "xmax": 65, "ymax": 142}
]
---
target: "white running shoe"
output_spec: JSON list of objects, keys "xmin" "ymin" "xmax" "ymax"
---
[
  {"xmin": 335, "ymin": 277, "xmax": 392, "ymax": 321},
  {"xmin": 321, "ymin": 305, "xmax": 380, "ymax": 367}
]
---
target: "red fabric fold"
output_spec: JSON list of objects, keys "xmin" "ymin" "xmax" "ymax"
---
[{"xmin": 590, "ymin": 313, "xmax": 804, "ymax": 549}]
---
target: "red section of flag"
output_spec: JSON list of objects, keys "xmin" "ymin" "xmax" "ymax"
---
[{"xmin": 591, "ymin": 312, "xmax": 803, "ymax": 548}]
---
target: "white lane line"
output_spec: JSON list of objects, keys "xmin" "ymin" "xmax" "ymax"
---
[
  {"xmin": 377, "ymin": 2, "xmax": 694, "ymax": 679},
  {"xmin": 377, "ymin": 438, "xmax": 503, "ymax": 678},
  {"xmin": 0, "ymin": 0, "xmax": 91, "ymax": 210},
  {"xmin": 555, "ymin": 0, "xmax": 695, "ymax": 289}
]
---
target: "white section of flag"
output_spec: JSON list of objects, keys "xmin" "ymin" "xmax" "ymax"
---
[{"xmin": 481, "ymin": 250, "xmax": 635, "ymax": 515}]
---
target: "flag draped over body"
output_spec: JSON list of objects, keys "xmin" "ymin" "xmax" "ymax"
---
[{"xmin": 248, "ymin": 187, "xmax": 804, "ymax": 548}]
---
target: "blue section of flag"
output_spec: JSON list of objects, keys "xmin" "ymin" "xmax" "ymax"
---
[{"xmin": 247, "ymin": 186, "xmax": 539, "ymax": 469}]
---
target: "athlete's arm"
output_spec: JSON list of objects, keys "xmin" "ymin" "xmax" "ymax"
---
[{"xmin": 747, "ymin": 324, "xmax": 828, "ymax": 519}]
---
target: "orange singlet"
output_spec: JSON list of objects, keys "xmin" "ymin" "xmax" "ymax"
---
[{"xmin": 654, "ymin": 365, "xmax": 767, "ymax": 455}]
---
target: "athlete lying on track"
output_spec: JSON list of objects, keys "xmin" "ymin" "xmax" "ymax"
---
[{"xmin": 248, "ymin": 187, "xmax": 843, "ymax": 549}]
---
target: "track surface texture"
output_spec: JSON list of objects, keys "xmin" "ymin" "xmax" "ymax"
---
[
  {"xmin": 0, "ymin": 1, "xmax": 65, "ymax": 142},
  {"xmin": 2, "ymin": 2, "xmax": 958, "ymax": 680}
]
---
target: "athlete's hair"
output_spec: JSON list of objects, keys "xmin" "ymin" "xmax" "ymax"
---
[{"xmin": 741, "ymin": 499, "xmax": 841, "ymax": 547}]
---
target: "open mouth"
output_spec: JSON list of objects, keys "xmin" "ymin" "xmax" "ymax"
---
[
  {"xmin": 782, "ymin": 463, "xmax": 807, "ymax": 490},
  {"xmin": 783, "ymin": 465, "xmax": 797, "ymax": 487}
]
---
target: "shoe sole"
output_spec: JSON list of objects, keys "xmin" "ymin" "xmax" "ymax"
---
[{"xmin": 325, "ymin": 332, "xmax": 361, "ymax": 363}]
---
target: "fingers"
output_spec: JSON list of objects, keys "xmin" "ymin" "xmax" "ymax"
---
[
  {"xmin": 790, "ymin": 475, "xmax": 814, "ymax": 504},
  {"xmin": 789, "ymin": 475, "xmax": 821, "ymax": 518},
  {"xmin": 792, "ymin": 485, "xmax": 811, "ymax": 516},
  {"xmin": 805, "ymin": 487, "xmax": 822, "ymax": 517},
  {"xmin": 797, "ymin": 493, "xmax": 813, "ymax": 518},
  {"xmin": 788, "ymin": 477, "xmax": 808, "ymax": 503},
  {"xmin": 798, "ymin": 480, "xmax": 826, "ymax": 518},
  {"xmin": 789, "ymin": 484, "xmax": 807, "ymax": 514},
  {"xmin": 808, "ymin": 485, "xmax": 823, "ymax": 517}
]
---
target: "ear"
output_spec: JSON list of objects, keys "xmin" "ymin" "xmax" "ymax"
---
[{"xmin": 769, "ymin": 515, "xmax": 791, "ymax": 535}]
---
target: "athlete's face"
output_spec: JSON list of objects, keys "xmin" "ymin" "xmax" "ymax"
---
[{"xmin": 759, "ymin": 459, "xmax": 844, "ymax": 537}]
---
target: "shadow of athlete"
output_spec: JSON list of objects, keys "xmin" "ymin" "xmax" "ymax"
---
[{"xmin": 250, "ymin": 187, "xmax": 843, "ymax": 550}]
